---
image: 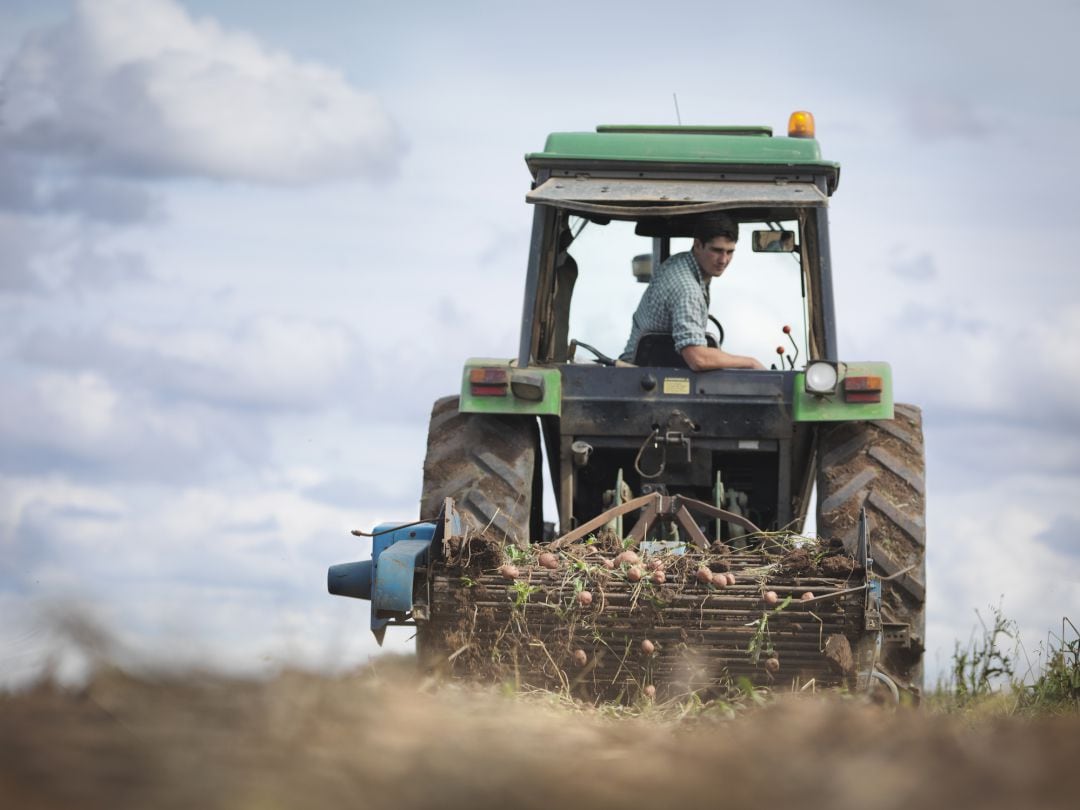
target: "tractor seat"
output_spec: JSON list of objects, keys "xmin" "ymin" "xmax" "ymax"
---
[{"xmin": 632, "ymin": 332, "xmax": 718, "ymax": 368}]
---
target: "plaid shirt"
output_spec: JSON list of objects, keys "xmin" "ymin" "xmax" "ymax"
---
[{"xmin": 621, "ymin": 251, "xmax": 711, "ymax": 361}]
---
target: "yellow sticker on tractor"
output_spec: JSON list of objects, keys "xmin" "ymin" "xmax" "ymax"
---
[{"xmin": 663, "ymin": 377, "xmax": 691, "ymax": 395}]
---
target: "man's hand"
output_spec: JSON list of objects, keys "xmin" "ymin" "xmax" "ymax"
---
[{"xmin": 681, "ymin": 345, "xmax": 766, "ymax": 371}]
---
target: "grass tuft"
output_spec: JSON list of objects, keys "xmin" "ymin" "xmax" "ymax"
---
[{"xmin": 929, "ymin": 607, "xmax": 1078, "ymax": 717}]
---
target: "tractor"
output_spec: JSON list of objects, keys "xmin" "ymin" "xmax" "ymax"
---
[{"xmin": 329, "ymin": 112, "xmax": 926, "ymax": 701}]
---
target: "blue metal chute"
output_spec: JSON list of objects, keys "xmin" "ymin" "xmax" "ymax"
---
[
  {"xmin": 328, "ymin": 501, "xmax": 473, "ymax": 645},
  {"xmin": 372, "ymin": 540, "xmax": 430, "ymax": 614},
  {"xmin": 327, "ymin": 520, "xmax": 437, "ymax": 645}
]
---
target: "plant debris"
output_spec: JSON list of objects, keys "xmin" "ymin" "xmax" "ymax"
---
[{"xmin": 421, "ymin": 525, "xmax": 868, "ymax": 703}]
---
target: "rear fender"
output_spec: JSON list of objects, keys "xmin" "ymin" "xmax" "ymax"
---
[{"xmin": 459, "ymin": 358, "xmax": 561, "ymax": 416}]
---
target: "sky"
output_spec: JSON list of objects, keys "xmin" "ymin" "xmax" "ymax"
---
[{"xmin": 1, "ymin": 0, "xmax": 1078, "ymax": 688}]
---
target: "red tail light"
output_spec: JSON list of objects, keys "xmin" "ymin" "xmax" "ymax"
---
[
  {"xmin": 469, "ymin": 367, "xmax": 509, "ymax": 396},
  {"xmin": 843, "ymin": 375, "xmax": 883, "ymax": 403}
]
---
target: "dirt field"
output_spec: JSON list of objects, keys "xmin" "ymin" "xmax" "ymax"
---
[{"xmin": 2, "ymin": 656, "xmax": 1077, "ymax": 810}]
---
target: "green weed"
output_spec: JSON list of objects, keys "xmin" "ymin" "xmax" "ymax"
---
[
  {"xmin": 932, "ymin": 607, "xmax": 1077, "ymax": 717},
  {"xmin": 950, "ymin": 605, "xmax": 1016, "ymax": 702},
  {"xmin": 1018, "ymin": 618, "xmax": 1079, "ymax": 714},
  {"xmin": 508, "ymin": 580, "xmax": 540, "ymax": 610}
]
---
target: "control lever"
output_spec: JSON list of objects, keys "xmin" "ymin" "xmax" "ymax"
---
[{"xmin": 782, "ymin": 324, "xmax": 799, "ymax": 370}]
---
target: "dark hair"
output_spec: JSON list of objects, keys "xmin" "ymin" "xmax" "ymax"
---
[{"xmin": 692, "ymin": 213, "xmax": 739, "ymax": 244}]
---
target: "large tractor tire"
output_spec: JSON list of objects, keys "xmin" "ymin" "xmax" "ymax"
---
[
  {"xmin": 420, "ymin": 396, "xmax": 541, "ymax": 547},
  {"xmin": 817, "ymin": 403, "xmax": 926, "ymax": 698}
]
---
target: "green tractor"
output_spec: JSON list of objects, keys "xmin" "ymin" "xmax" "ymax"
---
[{"xmin": 330, "ymin": 112, "xmax": 926, "ymax": 701}]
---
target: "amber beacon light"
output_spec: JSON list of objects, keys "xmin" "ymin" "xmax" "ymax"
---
[{"xmin": 788, "ymin": 110, "xmax": 815, "ymax": 138}]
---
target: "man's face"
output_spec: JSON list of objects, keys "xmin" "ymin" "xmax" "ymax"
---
[{"xmin": 693, "ymin": 236, "xmax": 737, "ymax": 278}]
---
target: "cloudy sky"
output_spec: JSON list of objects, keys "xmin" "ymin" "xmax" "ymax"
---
[{"xmin": 1, "ymin": 0, "xmax": 1077, "ymax": 688}]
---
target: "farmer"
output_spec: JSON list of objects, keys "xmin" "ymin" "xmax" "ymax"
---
[{"xmin": 620, "ymin": 213, "xmax": 765, "ymax": 370}]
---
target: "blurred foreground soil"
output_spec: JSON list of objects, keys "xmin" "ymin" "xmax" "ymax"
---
[{"xmin": 2, "ymin": 656, "xmax": 1077, "ymax": 810}]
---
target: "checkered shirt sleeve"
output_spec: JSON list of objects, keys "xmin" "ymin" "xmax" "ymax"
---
[{"xmin": 621, "ymin": 251, "xmax": 709, "ymax": 358}]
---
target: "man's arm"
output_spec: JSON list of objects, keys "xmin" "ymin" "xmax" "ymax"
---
[{"xmin": 681, "ymin": 344, "xmax": 765, "ymax": 371}]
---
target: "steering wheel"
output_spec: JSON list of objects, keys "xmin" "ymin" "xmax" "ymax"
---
[{"xmin": 709, "ymin": 315, "xmax": 725, "ymax": 348}]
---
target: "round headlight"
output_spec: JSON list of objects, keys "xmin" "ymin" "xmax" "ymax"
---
[{"xmin": 805, "ymin": 361, "xmax": 838, "ymax": 394}]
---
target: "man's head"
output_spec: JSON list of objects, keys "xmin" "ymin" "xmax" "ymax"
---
[{"xmin": 691, "ymin": 213, "xmax": 739, "ymax": 279}]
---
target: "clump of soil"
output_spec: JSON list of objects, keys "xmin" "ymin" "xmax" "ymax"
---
[
  {"xmin": 439, "ymin": 514, "xmax": 505, "ymax": 570},
  {"xmin": 824, "ymin": 634, "xmax": 855, "ymax": 675},
  {"xmin": 820, "ymin": 555, "xmax": 861, "ymax": 579},
  {"xmin": 779, "ymin": 547, "xmax": 814, "ymax": 574}
]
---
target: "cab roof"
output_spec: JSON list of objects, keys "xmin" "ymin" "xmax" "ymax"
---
[{"xmin": 525, "ymin": 124, "xmax": 840, "ymax": 195}]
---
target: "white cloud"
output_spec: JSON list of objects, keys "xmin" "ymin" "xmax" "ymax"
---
[
  {"xmin": 0, "ymin": 475, "xmax": 127, "ymax": 555},
  {"xmin": 0, "ymin": 474, "xmax": 409, "ymax": 687},
  {"xmin": 881, "ymin": 299, "xmax": 1080, "ymax": 435},
  {"xmin": 0, "ymin": 365, "xmax": 269, "ymax": 482},
  {"xmin": 0, "ymin": 216, "xmax": 46, "ymax": 291},
  {"xmin": 0, "ymin": 214, "xmax": 156, "ymax": 294},
  {"xmin": 888, "ymin": 252, "xmax": 937, "ymax": 282},
  {"xmin": 0, "ymin": 314, "xmax": 379, "ymax": 485},
  {"xmin": 48, "ymin": 177, "xmax": 162, "ymax": 224},
  {"xmin": 114, "ymin": 317, "xmax": 360, "ymax": 408},
  {"xmin": 1, "ymin": 0, "xmax": 404, "ymax": 184},
  {"xmin": 21, "ymin": 316, "xmax": 364, "ymax": 411},
  {"xmin": 37, "ymin": 371, "xmax": 119, "ymax": 440},
  {"xmin": 926, "ymin": 484, "xmax": 1080, "ymax": 682}
]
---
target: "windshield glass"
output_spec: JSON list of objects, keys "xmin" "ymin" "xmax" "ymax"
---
[{"xmin": 564, "ymin": 215, "xmax": 809, "ymax": 369}]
